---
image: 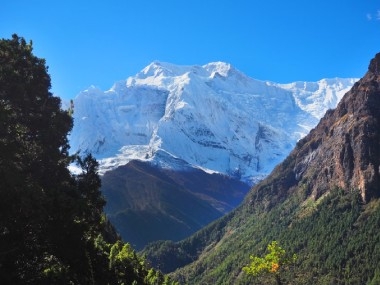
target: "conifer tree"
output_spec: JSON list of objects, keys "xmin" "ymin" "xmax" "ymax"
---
[
  {"xmin": 0, "ymin": 34, "xmax": 177, "ymax": 285},
  {"xmin": 0, "ymin": 34, "xmax": 74, "ymax": 283}
]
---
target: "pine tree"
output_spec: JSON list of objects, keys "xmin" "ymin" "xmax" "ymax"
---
[
  {"xmin": 0, "ymin": 34, "xmax": 74, "ymax": 283},
  {"xmin": 0, "ymin": 34, "xmax": 176, "ymax": 285}
]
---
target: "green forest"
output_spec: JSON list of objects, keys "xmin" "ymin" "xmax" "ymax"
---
[
  {"xmin": 0, "ymin": 34, "xmax": 177, "ymax": 284},
  {"xmin": 144, "ymin": 181, "xmax": 380, "ymax": 284}
]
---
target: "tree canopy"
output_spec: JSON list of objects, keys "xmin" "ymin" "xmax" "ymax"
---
[
  {"xmin": 0, "ymin": 34, "xmax": 177, "ymax": 285},
  {"xmin": 243, "ymin": 241, "xmax": 297, "ymax": 285}
]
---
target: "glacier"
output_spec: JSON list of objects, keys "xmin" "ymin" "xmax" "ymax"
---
[{"xmin": 69, "ymin": 61, "xmax": 357, "ymax": 184}]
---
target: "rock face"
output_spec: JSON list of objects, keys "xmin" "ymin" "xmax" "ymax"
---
[{"xmin": 293, "ymin": 52, "xmax": 380, "ymax": 201}]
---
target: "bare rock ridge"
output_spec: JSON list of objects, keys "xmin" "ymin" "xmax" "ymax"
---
[{"xmin": 292, "ymin": 52, "xmax": 380, "ymax": 202}]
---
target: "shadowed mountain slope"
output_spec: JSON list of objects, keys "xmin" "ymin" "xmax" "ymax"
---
[{"xmin": 101, "ymin": 160, "xmax": 249, "ymax": 249}]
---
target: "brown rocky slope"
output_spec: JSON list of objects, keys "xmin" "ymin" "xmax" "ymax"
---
[
  {"xmin": 292, "ymin": 52, "xmax": 380, "ymax": 202},
  {"xmin": 246, "ymin": 52, "xmax": 380, "ymax": 207}
]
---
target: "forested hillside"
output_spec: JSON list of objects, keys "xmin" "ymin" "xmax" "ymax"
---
[
  {"xmin": 143, "ymin": 53, "xmax": 380, "ymax": 284},
  {"xmin": 0, "ymin": 34, "xmax": 177, "ymax": 284}
]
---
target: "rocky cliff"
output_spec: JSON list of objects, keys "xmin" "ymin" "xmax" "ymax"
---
[{"xmin": 292, "ymin": 52, "xmax": 380, "ymax": 202}]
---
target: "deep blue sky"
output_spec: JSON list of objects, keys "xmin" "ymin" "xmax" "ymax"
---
[{"xmin": 1, "ymin": 1, "xmax": 380, "ymax": 100}]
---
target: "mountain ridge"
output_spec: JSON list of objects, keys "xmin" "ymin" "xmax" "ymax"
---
[
  {"xmin": 142, "ymin": 53, "xmax": 380, "ymax": 284},
  {"xmin": 67, "ymin": 60, "xmax": 358, "ymax": 252},
  {"xmin": 101, "ymin": 160, "xmax": 249, "ymax": 249},
  {"xmin": 69, "ymin": 61, "xmax": 357, "ymax": 184}
]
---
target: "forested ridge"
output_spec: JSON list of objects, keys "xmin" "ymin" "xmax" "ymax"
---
[
  {"xmin": 0, "ymin": 34, "xmax": 177, "ymax": 284},
  {"xmin": 145, "ymin": 176, "xmax": 380, "ymax": 284}
]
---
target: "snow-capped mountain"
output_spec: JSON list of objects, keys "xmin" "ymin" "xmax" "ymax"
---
[{"xmin": 69, "ymin": 61, "xmax": 357, "ymax": 184}]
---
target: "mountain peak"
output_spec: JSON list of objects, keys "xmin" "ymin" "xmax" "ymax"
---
[
  {"xmin": 138, "ymin": 61, "xmax": 184, "ymax": 78},
  {"xmin": 203, "ymin": 61, "xmax": 233, "ymax": 77},
  {"xmin": 70, "ymin": 61, "xmax": 357, "ymax": 184},
  {"xmin": 368, "ymin": 52, "xmax": 380, "ymax": 75},
  {"xmin": 137, "ymin": 61, "xmax": 239, "ymax": 80}
]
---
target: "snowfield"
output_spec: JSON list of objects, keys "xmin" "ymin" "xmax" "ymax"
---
[{"xmin": 69, "ymin": 61, "xmax": 357, "ymax": 184}]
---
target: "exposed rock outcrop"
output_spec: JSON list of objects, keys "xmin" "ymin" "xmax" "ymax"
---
[{"xmin": 292, "ymin": 52, "xmax": 380, "ymax": 202}]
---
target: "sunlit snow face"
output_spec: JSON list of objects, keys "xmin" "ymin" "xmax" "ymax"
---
[{"xmin": 69, "ymin": 62, "xmax": 357, "ymax": 183}]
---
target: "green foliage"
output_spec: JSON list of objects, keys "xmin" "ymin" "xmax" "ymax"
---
[
  {"xmin": 0, "ymin": 34, "xmax": 75, "ymax": 284},
  {"xmin": 106, "ymin": 240, "xmax": 179, "ymax": 285},
  {"xmin": 243, "ymin": 241, "xmax": 297, "ymax": 285},
  {"xmin": 0, "ymin": 34, "xmax": 174, "ymax": 284},
  {"xmin": 74, "ymin": 153, "xmax": 106, "ymax": 236},
  {"xmin": 109, "ymin": 241, "xmax": 141, "ymax": 284}
]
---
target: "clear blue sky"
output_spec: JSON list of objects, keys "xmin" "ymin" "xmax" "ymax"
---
[{"xmin": 1, "ymin": 1, "xmax": 380, "ymax": 100}]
